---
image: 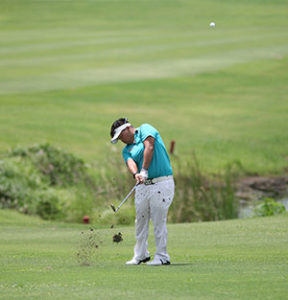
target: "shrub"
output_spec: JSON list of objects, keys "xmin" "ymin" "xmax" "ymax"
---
[
  {"xmin": 253, "ymin": 197, "xmax": 286, "ymax": 217},
  {"xmin": 35, "ymin": 189, "xmax": 63, "ymax": 220},
  {"xmin": 9, "ymin": 143, "xmax": 87, "ymax": 186},
  {"xmin": 0, "ymin": 144, "xmax": 96, "ymax": 221},
  {"xmin": 0, "ymin": 158, "xmax": 45, "ymax": 213}
]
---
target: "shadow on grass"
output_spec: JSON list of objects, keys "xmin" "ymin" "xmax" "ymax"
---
[
  {"xmin": 167, "ymin": 263, "xmax": 194, "ymax": 267},
  {"xmin": 142, "ymin": 263, "xmax": 194, "ymax": 267}
]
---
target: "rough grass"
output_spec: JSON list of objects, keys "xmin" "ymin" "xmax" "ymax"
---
[
  {"xmin": 0, "ymin": 0, "xmax": 288, "ymax": 173},
  {"xmin": 0, "ymin": 210, "xmax": 287, "ymax": 299}
]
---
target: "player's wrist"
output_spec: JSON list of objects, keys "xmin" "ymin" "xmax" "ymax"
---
[{"xmin": 140, "ymin": 168, "xmax": 148, "ymax": 180}]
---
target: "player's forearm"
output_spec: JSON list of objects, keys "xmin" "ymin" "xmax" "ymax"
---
[
  {"xmin": 142, "ymin": 144, "xmax": 154, "ymax": 170},
  {"xmin": 142, "ymin": 137, "xmax": 155, "ymax": 170},
  {"xmin": 126, "ymin": 159, "xmax": 138, "ymax": 176}
]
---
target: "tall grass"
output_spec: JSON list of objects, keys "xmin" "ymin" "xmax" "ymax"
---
[
  {"xmin": 92, "ymin": 151, "xmax": 241, "ymax": 224},
  {"xmin": 169, "ymin": 154, "xmax": 241, "ymax": 223},
  {"xmin": 0, "ymin": 145, "xmax": 242, "ymax": 224}
]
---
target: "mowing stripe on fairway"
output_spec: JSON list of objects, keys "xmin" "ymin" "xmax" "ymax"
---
[
  {"xmin": 0, "ymin": 44, "xmax": 287, "ymax": 95},
  {"xmin": 1, "ymin": 31, "xmax": 287, "ymax": 67}
]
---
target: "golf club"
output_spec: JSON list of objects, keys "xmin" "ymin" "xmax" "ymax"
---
[{"xmin": 111, "ymin": 183, "xmax": 139, "ymax": 213}]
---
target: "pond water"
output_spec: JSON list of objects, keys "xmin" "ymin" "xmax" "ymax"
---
[{"xmin": 238, "ymin": 197, "xmax": 288, "ymax": 218}]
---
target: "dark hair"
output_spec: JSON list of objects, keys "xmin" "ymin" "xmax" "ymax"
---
[{"xmin": 110, "ymin": 118, "xmax": 129, "ymax": 138}]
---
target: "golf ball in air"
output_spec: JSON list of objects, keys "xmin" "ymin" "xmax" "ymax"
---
[{"xmin": 209, "ymin": 22, "xmax": 215, "ymax": 28}]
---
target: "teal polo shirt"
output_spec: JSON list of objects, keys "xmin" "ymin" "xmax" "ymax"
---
[{"xmin": 122, "ymin": 123, "xmax": 173, "ymax": 178}]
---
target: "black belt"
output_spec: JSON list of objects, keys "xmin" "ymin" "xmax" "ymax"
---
[{"xmin": 143, "ymin": 175, "xmax": 173, "ymax": 185}]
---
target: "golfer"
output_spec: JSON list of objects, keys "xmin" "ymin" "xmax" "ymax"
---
[{"xmin": 110, "ymin": 118, "xmax": 174, "ymax": 265}]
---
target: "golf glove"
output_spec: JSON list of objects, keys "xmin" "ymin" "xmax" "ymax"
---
[{"xmin": 140, "ymin": 168, "xmax": 148, "ymax": 181}]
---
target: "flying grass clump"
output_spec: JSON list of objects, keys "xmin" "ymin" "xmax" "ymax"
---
[
  {"xmin": 76, "ymin": 227, "xmax": 103, "ymax": 266},
  {"xmin": 113, "ymin": 232, "xmax": 123, "ymax": 243}
]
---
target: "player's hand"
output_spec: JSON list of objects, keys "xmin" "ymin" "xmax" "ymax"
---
[
  {"xmin": 135, "ymin": 173, "xmax": 144, "ymax": 184},
  {"xmin": 140, "ymin": 168, "xmax": 148, "ymax": 182}
]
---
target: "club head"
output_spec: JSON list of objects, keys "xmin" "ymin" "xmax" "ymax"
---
[{"xmin": 110, "ymin": 204, "xmax": 116, "ymax": 212}]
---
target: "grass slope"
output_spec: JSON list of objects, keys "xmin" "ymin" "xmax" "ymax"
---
[
  {"xmin": 1, "ymin": 0, "xmax": 288, "ymax": 173},
  {"xmin": 0, "ymin": 210, "xmax": 287, "ymax": 299}
]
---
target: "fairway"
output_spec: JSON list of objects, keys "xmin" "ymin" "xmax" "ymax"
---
[
  {"xmin": 1, "ymin": 0, "xmax": 288, "ymax": 173},
  {"xmin": 0, "ymin": 210, "xmax": 287, "ymax": 299}
]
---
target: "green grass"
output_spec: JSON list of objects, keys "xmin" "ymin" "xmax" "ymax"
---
[
  {"xmin": 0, "ymin": 0, "xmax": 288, "ymax": 173},
  {"xmin": 0, "ymin": 209, "xmax": 287, "ymax": 299}
]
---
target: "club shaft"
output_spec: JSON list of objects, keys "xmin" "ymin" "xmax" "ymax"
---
[{"xmin": 115, "ymin": 184, "xmax": 137, "ymax": 212}]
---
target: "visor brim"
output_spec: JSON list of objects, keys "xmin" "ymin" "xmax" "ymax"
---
[{"xmin": 110, "ymin": 123, "xmax": 131, "ymax": 144}]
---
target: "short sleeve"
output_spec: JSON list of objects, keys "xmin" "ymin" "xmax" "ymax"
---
[{"xmin": 140, "ymin": 124, "xmax": 158, "ymax": 141}]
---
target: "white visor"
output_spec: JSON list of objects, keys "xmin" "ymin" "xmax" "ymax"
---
[{"xmin": 111, "ymin": 123, "xmax": 131, "ymax": 144}]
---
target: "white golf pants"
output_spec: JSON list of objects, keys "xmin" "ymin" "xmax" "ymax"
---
[{"xmin": 133, "ymin": 177, "xmax": 175, "ymax": 262}]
